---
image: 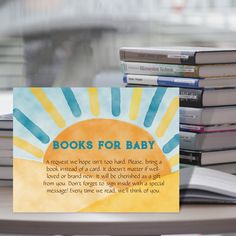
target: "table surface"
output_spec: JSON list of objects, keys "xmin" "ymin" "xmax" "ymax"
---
[{"xmin": 1, "ymin": 187, "xmax": 236, "ymax": 235}]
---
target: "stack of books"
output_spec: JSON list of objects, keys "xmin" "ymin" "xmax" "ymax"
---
[
  {"xmin": 0, "ymin": 90, "xmax": 13, "ymax": 187},
  {"xmin": 120, "ymin": 47, "xmax": 236, "ymax": 175},
  {"xmin": 0, "ymin": 37, "xmax": 26, "ymax": 88},
  {"xmin": 0, "ymin": 114, "xmax": 13, "ymax": 186}
]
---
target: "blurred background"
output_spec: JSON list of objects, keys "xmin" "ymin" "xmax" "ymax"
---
[{"xmin": 0, "ymin": 0, "xmax": 236, "ymax": 88}]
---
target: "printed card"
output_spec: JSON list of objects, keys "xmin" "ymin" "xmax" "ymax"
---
[{"xmin": 13, "ymin": 88, "xmax": 179, "ymax": 212}]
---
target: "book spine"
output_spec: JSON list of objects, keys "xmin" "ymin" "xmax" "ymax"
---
[
  {"xmin": 123, "ymin": 75, "xmax": 158, "ymax": 86},
  {"xmin": 158, "ymin": 77, "xmax": 200, "ymax": 88},
  {"xmin": 120, "ymin": 50, "xmax": 196, "ymax": 65},
  {"xmin": 0, "ymin": 123, "xmax": 13, "ymax": 130},
  {"xmin": 0, "ymin": 157, "xmax": 12, "ymax": 166},
  {"xmin": 0, "ymin": 150, "xmax": 12, "ymax": 158},
  {"xmin": 121, "ymin": 62, "xmax": 200, "ymax": 78},
  {"xmin": 0, "ymin": 138, "xmax": 13, "ymax": 149},
  {"xmin": 180, "ymin": 124, "xmax": 205, "ymax": 133},
  {"xmin": 180, "ymin": 131, "xmax": 198, "ymax": 150},
  {"xmin": 180, "ymin": 88, "xmax": 203, "ymax": 108},
  {"xmin": 124, "ymin": 74, "xmax": 201, "ymax": 88},
  {"xmin": 180, "ymin": 107, "xmax": 203, "ymax": 125},
  {"xmin": 0, "ymin": 167, "xmax": 13, "ymax": 179},
  {"xmin": 180, "ymin": 150, "xmax": 202, "ymax": 165},
  {"xmin": 0, "ymin": 180, "xmax": 13, "ymax": 187}
]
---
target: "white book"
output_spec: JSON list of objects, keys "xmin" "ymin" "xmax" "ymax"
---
[{"xmin": 181, "ymin": 167, "xmax": 236, "ymax": 203}]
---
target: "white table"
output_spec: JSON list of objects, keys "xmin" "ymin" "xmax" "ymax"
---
[{"xmin": 1, "ymin": 187, "xmax": 236, "ymax": 236}]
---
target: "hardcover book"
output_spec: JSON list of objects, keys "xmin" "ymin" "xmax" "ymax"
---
[
  {"xmin": 0, "ymin": 166, "xmax": 12, "ymax": 179},
  {"xmin": 180, "ymin": 149, "xmax": 236, "ymax": 166},
  {"xmin": 180, "ymin": 88, "xmax": 236, "ymax": 108},
  {"xmin": 120, "ymin": 47, "xmax": 236, "ymax": 65},
  {"xmin": 0, "ymin": 114, "xmax": 13, "ymax": 129},
  {"xmin": 180, "ymin": 106, "xmax": 236, "ymax": 125},
  {"xmin": 124, "ymin": 83, "xmax": 236, "ymax": 107},
  {"xmin": 180, "ymin": 123, "xmax": 236, "ymax": 133},
  {"xmin": 13, "ymin": 88, "xmax": 179, "ymax": 212},
  {"xmin": 180, "ymin": 131, "xmax": 236, "ymax": 151},
  {"xmin": 121, "ymin": 61, "xmax": 236, "ymax": 78},
  {"xmin": 123, "ymin": 74, "xmax": 236, "ymax": 89},
  {"xmin": 0, "ymin": 180, "xmax": 13, "ymax": 187}
]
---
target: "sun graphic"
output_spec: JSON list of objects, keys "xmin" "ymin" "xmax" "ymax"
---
[{"xmin": 13, "ymin": 87, "xmax": 179, "ymax": 212}]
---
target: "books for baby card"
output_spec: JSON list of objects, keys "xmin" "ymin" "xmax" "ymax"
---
[{"xmin": 13, "ymin": 88, "xmax": 179, "ymax": 212}]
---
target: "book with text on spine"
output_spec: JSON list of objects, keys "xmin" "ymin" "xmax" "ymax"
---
[
  {"xmin": 121, "ymin": 61, "xmax": 236, "ymax": 78},
  {"xmin": 123, "ymin": 74, "xmax": 236, "ymax": 89},
  {"xmin": 120, "ymin": 47, "xmax": 236, "ymax": 65}
]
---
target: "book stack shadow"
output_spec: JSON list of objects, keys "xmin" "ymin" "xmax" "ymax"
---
[
  {"xmin": 120, "ymin": 47, "xmax": 236, "ymax": 203},
  {"xmin": 0, "ymin": 114, "xmax": 13, "ymax": 187}
]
